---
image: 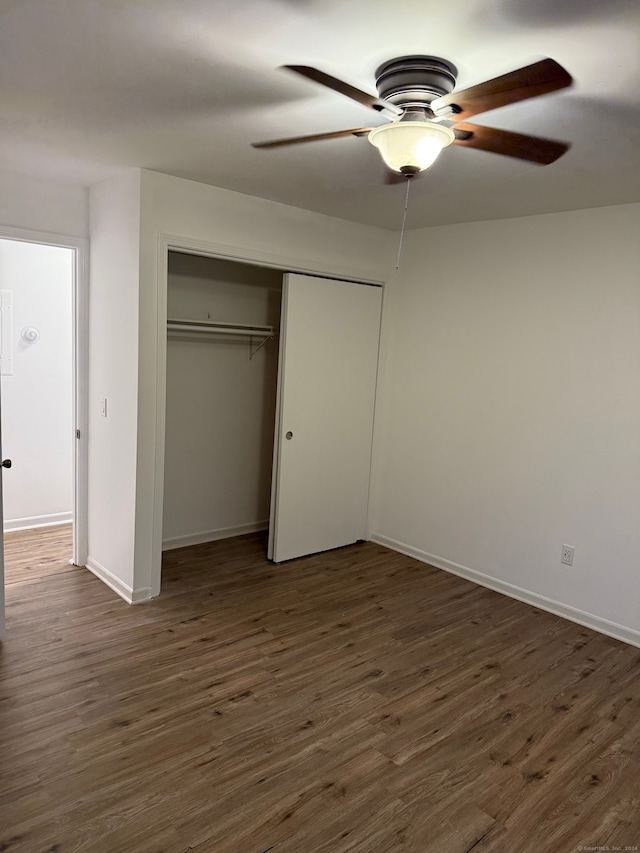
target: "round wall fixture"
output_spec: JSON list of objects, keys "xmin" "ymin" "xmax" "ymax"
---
[{"xmin": 20, "ymin": 326, "xmax": 41, "ymax": 344}]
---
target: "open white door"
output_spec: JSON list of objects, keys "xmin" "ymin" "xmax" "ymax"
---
[
  {"xmin": 0, "ymin": 386, "xmax": 6, "ymax": 637},
  {"xmin": 268, "ymin": 273, "xmax": 382, "ymax": 563}
]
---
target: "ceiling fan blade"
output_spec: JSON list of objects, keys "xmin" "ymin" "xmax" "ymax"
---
[
  {"xmin": 283, "ymin": 65, "xmax": 402, "ymax": 116},
  {"xmin": 252, "ymin": 128, "xmax": 373, "ymax": 149},
  {"xmin": 452, "ymin": 122, "xmax": 570, "ymax": 164},
  {"xmin": 432, "ymin": 58, "xmax": 572, "ymax": 120}
]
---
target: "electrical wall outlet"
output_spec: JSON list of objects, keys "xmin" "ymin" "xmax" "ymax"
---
[{"xmin": 561, "ymin": 545, "xmax": 574, "ymax": 566}]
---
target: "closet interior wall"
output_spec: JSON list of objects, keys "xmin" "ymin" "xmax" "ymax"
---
[{"xmin": 163, "ymin": 252, "xmax": 282, "ymax": 550}]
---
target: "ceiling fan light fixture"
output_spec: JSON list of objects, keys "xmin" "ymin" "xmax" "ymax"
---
[{"xmin": 368, "ymin": 121, "xmax": 455, "ymax": 173}]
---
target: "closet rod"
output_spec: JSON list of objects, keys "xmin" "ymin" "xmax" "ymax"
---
[{"xmin": 167, "ymin": 319, "xmax": 276, "ymax": 337}]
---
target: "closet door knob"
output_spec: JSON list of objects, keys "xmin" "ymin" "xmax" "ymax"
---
[
  {"xmin": 285, "ymin": 431, "xmax": 293, "ymax": 440},
  {"xmin": 2, "ymin": 459, "xmax": 12, "ymax": 468}
]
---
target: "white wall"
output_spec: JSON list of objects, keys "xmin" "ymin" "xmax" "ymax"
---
[
  {"xmin": 87, "ymin": 169, "xmax": 142, "ymax": 600},
  {"xmin": 0, "ymin": 239, "xmax": 73, "ymax": 530},
  {"xmin": 373, "ymin": 203, "xmax": 640, "ymax": 644},
  {"xmin": 0, "ymin": 169, "xmax": 88, "ymax": 238},
  {"xmin": 163, "ymin": 254, "xmax": 281, "ymax": 547},
  {"xmin": 133, "ymin": 170, "xmax": 395, "ymax": 598},
  {"xmin": 143, "ymin": 171, "xmax": 392, "ymax": 285}
]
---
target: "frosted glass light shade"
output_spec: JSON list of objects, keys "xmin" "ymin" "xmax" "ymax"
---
[{"xmin": 368, "ymin": 121, "xmax": 455, "ymax": 173}]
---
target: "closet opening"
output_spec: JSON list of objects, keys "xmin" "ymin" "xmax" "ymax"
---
[{"xmin": 162, "ymin": 251, "xmax": 283, "ymax": 555}]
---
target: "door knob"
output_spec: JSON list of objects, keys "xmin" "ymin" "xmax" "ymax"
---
[{"xmin": 2, "ymin": 459, "xmax": 11, "ymax": 468}]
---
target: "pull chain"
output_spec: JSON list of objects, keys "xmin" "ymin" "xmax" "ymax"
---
[{"xmin": 395, "ymin": 175, "xmax": 413, "ymax": 270}]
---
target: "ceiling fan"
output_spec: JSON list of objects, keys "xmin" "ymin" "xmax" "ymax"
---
[{"xmin": 252, "ymin": 56, "xmax": 573, "ymax": 179}]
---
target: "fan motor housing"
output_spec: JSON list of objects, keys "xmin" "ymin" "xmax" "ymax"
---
[{"xmin": 375, "ymin": 56, "xmax": 458, "ymax": 109}]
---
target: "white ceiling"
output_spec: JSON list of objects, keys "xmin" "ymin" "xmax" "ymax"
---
[{"xmin": 1, "ymin": 0, "xmax": 639, "ymax": 230}]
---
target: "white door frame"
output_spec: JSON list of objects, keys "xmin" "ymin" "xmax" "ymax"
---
[
  {"xmin": 0, "ymin": 225, "xmax": 89, "ymax": 566},
  {"xmin": 151, "ymin": 233, "xmax": 383, "ymax": 597}
]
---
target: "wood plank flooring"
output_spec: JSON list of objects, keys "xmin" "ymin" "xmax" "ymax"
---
[{"xmin": 2, "ymin": 525, "xmax": 640, "ymax": 852}]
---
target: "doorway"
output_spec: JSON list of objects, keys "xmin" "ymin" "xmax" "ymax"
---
[
  {"xmin": 1, "ymin": 239, "xmax": 74, "ymax": 534},
  {"xmin": 0, "ymin": 229, "xmax": 88, "ymax": 636},
  {"xmin": 151, "ymin": 234, "xmax": 385, "ymax": 599},
  {"xmin": 156, "ymin": 246, "xmax": 383, "ymax": 598}
]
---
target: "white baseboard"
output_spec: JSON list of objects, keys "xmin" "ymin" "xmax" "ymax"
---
[
  {"xmin": 371, "ymin": 533, "xmax": 640, "ymax": 649},
  {"xmin": 162, "ymin": 520, "xmax": 269, "ymax": 551},
  {"xmin": 85, "ymin": 557, "xmax": 152, "ymax": 605},
  {"xmin": 4, "ymin": 511, "xmax": 73, "ymax": 532}
]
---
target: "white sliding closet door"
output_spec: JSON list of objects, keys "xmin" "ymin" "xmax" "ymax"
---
[{"xmin": 268, "ymin": 273, "xmax": 382, "ymax": 563}]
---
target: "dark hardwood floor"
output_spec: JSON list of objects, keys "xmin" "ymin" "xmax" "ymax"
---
[{"xmin": 1, "ymin": 525, "xmax": 640, "ymax": 852}]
